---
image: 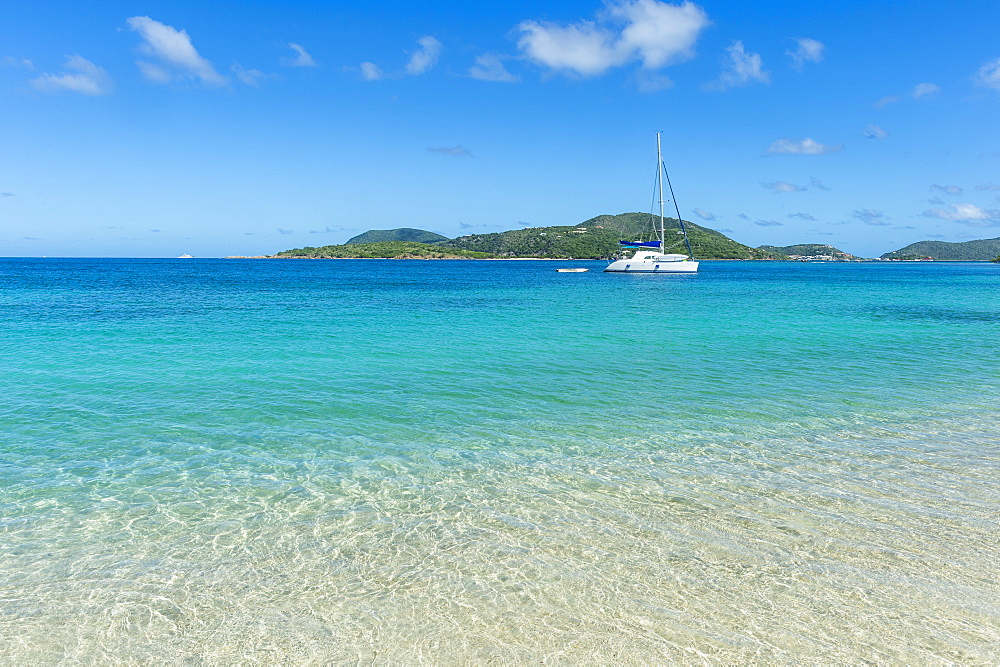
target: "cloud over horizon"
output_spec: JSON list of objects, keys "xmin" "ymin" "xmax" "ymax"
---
[
  {"xmin": 766, "ymin": 137, "xmax": 842, "ymax": 155},
  {"xmin": 703, "ymin": 40, "xmax": 768, "ymax": 91},
  {"xmin": 126, "ymin": 16, "xmax": 225, "ymax": 86},
  {"xmin": 923, "ymin": 203, "xmax": 999, "ymax": 225},
  {"xmin": 786, "ymin": 37, "xmax": 823, "ymax": 69},
  {"xmin": 30, "ymin": 55, "xmax": 112, "ymax": 95},
  {"xmin": 360, "ymin": 36, "xmax": 441, "ymax": 80},
  {"xmin": 516, "ymin": 0, "xmax": 709, "ymax": 77},
  {"xmin": 283, "ymin": 43, "xmax": 316, "ymax": 68},
  {"xmin": 469, "ymin": 54, "xmax": 519, "ymax": 82}
]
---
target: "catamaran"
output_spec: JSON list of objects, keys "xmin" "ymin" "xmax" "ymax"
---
[{"xmin": 604, "ymin": 133, "xmax": 699, "ymax": 273}]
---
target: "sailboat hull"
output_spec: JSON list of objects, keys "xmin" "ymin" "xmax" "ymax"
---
[
  {"xmin": 604, "ymin": 251, "xmax": 699, "ymax": 273},
  {"xmin": 604, "ymin": 259, "xmax": 699, "ymax": 273}
]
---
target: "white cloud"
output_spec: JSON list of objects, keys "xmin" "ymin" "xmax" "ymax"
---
[
  {"xmin": 126, "ymin": 16, "xmax": 225, "ymax": 86},
  {"xmin": 427, "ymin": 146, "xmax": 473, "ymax": 157},
  {"xmin": 853, "ymin": 209, "xmax": 890, "ymax": 225},
  {"xmin": 976, "ymin": 183, "xmax": 1000, "ymax": 191},
  {"xmin": 2, "ymin": 56, "xmax": 33, "ymax": 69},
  {"xmin": 516, "ymin": 0, "xmax": 709, "ymax": 77},
  {"xmin": 912, "ymin": 82, "xmax": 940, "ymax": 99},
  {"xmin": 762, "ymin": 181, "xmax": 805, "ymax": 193},
  {"xmin": 786, "ymin": 38, "xmax": 823, "ymax": 69},
  {"xmin": 360, "ymin": 62, "xmax": 384, "ymax": 81},
  {"xmin": 231, "ymin": 63, "xmax": 268, "ymax": 86},
  {"xmin": 612, "ymin": 0, "xmax": 709, "ymax": 68},
  {"xmin": 693, "ymin": 208, "xmax": 715, "ymax": 220},
  {"xmin": 30, "ymin": 55, "xmax": 112, "ymax": 95},
  {"xmin": 703, "ymin": 40, "xmax": 769, "ymax": 91},
  {"xmin": 766, "ymin": 138, "xmax": 842, "ymax": 155},
  {"xmin": 975, "ymin": 57, "xmax": 1000, "ymax": 91},
  {"xmin": 283, "ymin": 43, "xmax": 316, "ymax": 68},
  {"xmin": 469, "ymin": 53, "xmax": 519, "ymax": 82},
  {"xmin": 788, "ymin": 212, "xmax": 816, "ymax": 221},
  {"xmin": 360, "ymin": 36, "xmax": 441, "ymax": 81},
  {"xmin": 923, "ymin": 203, "xmax": 999, "ymax": 225},
  {"xmin": 864, "ymin": 124, "xmax": 888, "ymax": 139},
  {"xmin": 405, "ymin": 36, "xmax": 442, "ymax": 75},
  {"xmin": 874, "ymin": 95, "xmax": 899, "ymax": 109},
  {"xmin": 930, "ymin": 184, "xmax": 962, "ymax": 196},
  {"xmin": 754, "ymin": 219, "xmax": 783, "ymax": 226}
]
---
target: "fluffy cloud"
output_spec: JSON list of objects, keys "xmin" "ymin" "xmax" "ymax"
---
[
  {"xmin": 930, "ymin": 184, "xmax": 962, "ymax": 196},
  {"xmin": 976, "ymin": 57, "xmax": 1000, "ymax": 91},
  {"xmin": 704, "ymin": 40, "xmax": 769, "ymax": 91},
  {"xmin": 359, "ymin": 62, "xmax": 383, "ymax": 81},
  {"xmin": 923, "ymin": 203, "xmax": 999, "ymax": 225},
  {"xmin": 762, "ymin": 181, "xmax": 805, "ymax": 193},
  {"xmin": 283, "ymin": 43, "xmax": 316, "ymax": 68},
  {"xmin": 786, "ymin": 38, "xmax": 823, "ymax": 69},
  {"xmin": 853, "ymin": 209, "xmax": 890, "ymax": 225},
  {"xmin": 360, "ymin": 36, "xmax": 441, "ymax": 80},
  {"xmin": 231, "ymin": 63, "xmax": 267, "ymax": 86},
  {"xmin": 864, "ymin": 124, "xmax": 888, "ymax": 139},
  {"xmin": 126, "ymin": 16, "xmax": 225, "ymax": 86},
  {"xmin": 912, "ymin": 82, "xmax": 940, "ymax": 99},
  {"xmin": 30, "ymin": 55, "xmax": 112, "ymax": 95},
  {"xmin": 692, "ymin": 208, "xmax": 715, "ymax": 220},
  {"xmin": 516, "ymin": 0, "xmax": 709, "ymax": 77},
  {"xmin": 406, "ymin": 37, "xmax": 442, "ymax": 75},
  {"xmin": 766, "ymin": 138, "xmax": 842, "ymax": 155},
  {"xmin": 874, "ymin": 95, "xmax": 899, "ymax": 109},
  {"xmin": 469, "ymin": 53, "xmax": 519, "ymax": 82}
]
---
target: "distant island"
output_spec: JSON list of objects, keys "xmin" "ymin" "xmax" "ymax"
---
[
  {"xmin": 241, "ymin": 215, "xmax": 1000, "ymax": 262},
  {"xmin": 758, "ymin": 244, "xmax": 856, "ymax": 260},
  {"xmin": 880, "ymin": 237, "xmax": 1000, "ymax": 261},
  {"xmin": 271, "ymin": 213, "xmax": 788, "ymax": 260}
]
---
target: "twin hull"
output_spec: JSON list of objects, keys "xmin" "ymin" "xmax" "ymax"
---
[{"xmin": 604, "ymin": 252, "xmax": 699, "ymax": 273}]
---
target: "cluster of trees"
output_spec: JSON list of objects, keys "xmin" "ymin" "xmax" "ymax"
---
[
  {"xmin": 881, "ymin": 238, "xmax": 1000, "ymax": 261},
  {"xmin": 273, "ymin": 242, "xmax": 492, "ymax": 259},
  {"xmin": 345, "ymin": 228, "xmax": 449, "ymax": 244},
  {"xmin": 758, "ymin": 243, "xmax": 854, "ymax": 259},
  {"xmin": 437, "ymin": 213, "xmax": 786, "ymax": 260}
]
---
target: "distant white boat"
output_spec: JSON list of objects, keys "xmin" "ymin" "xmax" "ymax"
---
[
  {"xmin": 556, "ymin": 268, "xmax": 589, "ymax": 272},
  {"xmin": 178, "ymin": 253, "xmax": 193, "ymax": 258},
  {"xmin": 605, "ymin": 133, "xmax": 699, "ymax": 274}
]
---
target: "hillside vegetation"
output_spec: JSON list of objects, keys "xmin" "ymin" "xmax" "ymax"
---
[
  {"xmin": 273, "ymin": 242, "xmax": 493, "ymax": 259},
  {"xmin": 439, "ymin": 213, "xmax": 785, "ymax": 259},
  {"xmin": 758, "ymin": 243, "xmax": 855, "ymax": 259},
  {"xmin": 881, "ymin": 237, "xmax": 1000, "ymax": 261},
  {"xmin": 345, "ymin": 228, "xmax": 449, "ymax": 244}
]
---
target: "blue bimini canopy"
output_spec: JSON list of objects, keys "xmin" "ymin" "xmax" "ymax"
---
[{"xmin": 618, "ymin": 240, "xmax": 662, "ymax": 248}]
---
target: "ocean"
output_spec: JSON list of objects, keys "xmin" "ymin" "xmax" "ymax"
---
[{"xmin": 1, "ymin": 257, "xmax": 998, "ymax": 662}]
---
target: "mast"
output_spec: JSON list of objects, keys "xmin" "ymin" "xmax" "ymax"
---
[{"xmin": 657, "ymin": 132, "xmax": 665, "ymax": 251}]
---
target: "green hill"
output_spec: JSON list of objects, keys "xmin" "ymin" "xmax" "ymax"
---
[
  {"xmin": 345, "ymin": 228, "xmax": 448, "ymax": 244},
  {"xmin": 439, "ymin": 213, "xmax": 785, "ymax": 259},
  {"xmin": 881, "ymin": 237, "xmax": 1000, "ymax": 261},
  {"xmin": 272, "ymin": 241, "xmax": 492, "ymax": 259},
  {"xmin": 758, "ymin": 243, "xmax": 855, "ymax": 259}
]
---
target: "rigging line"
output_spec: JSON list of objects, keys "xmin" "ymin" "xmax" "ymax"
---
[{"xmin": 660, "ymin": 155, "xmax": 695, "ymax": 259}]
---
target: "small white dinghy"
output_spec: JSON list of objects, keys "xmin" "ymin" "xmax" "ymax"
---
[{"xmin": 556, "ymin": 268, "xmax": 589, "ymax": 273}]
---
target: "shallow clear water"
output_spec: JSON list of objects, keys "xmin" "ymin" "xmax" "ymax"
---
[{"xmin": 1, "ymin": 258, "xmax": 998, "ymax": 662}]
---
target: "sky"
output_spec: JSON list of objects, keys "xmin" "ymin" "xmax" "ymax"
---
[{"xmin": 2, "ymin": 0, "xmax": 999, "ymax": 258}]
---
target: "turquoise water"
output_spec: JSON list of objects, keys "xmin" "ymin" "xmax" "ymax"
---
[{"xmin": 2, "ymin": 258, "xmax": 998, "ymax": 662}]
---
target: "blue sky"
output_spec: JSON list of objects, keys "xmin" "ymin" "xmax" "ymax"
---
[{"xmin": 2, "ymin": 0, "xmax": 999, "ymax": 257}]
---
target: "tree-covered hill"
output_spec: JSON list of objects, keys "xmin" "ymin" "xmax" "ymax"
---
[
  {"xmin": 272, "ymin": 242, "xmax": 493, "ymax": 259},
  {"xmin": 758, "ymin": 243, "xmax": 856, "ymax": 259},
  {"xmin": 881, "ymin": 237, "xmax": 1000, "ymax": 260},
  {"xmin": 345, "ymin": 228, "xmax": 449, "ymax": 244},
  {"xmin": 438, "ymin": 213, "xmax": 786, "ymax": 259}
]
